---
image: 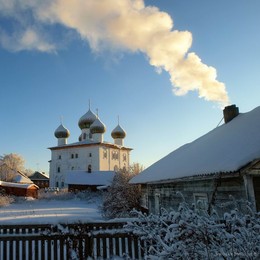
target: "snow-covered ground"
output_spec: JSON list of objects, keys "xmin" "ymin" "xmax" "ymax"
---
[{"xmin": 0, "ymin": 197, "xmax": 103, "ymax": 225}]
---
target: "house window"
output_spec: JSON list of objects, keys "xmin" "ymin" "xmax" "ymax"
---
[
  {"xmin": 56, "ymin": 181, "xmax": 59, "ymax": 187},
  {"xmin": 88, "ymin": 164, "xmax": 92, "ymax": 173},
  {"xmin": 75, "ymin": 153, "xmax": 78, "ymax": 158},
  {"xmin": 71, "ymin": 166, "xmax": 74, "ymax": 170},
  {"xmin": 71, "ymin": 154, "xmax": 74, "ymax": 159},
  {"xmin": 61, "ymin": 182, "xmax": 64, "ymax": 188},
  {"xmin": 194, "ymin": 193, "xmax": 208, "ymax": 211},
  {"xmin": 83, "ymin": 133, "xmax": 87, "ymax": 140},
  {"xmin": 89, "ymin": 153, "xmax": 92, "ymax": 157},
  {"xmin": 57, "ymin": 167, "xmax": 60, "ymax": 173},
  {"xmin": 123, "ymin": 153, "xmax": 127, "ymax": 162},
  {"xmin": 58, "ymin": 155, "xmax": 61, "ymax": 160}
]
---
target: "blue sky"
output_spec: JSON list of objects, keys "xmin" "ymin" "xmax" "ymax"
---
[{"xmin": 0, "ymin": 0, "xmax": 260, "ymax": 173}]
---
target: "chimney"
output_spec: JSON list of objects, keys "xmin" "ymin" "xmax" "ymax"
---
[{"xmin": 223, "ymin": 104, "xmax": 239, "ymax": 123}]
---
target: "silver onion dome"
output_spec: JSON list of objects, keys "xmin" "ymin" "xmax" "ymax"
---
[
  {"xmin": 78, "ymin": 109, "xmax": 96, "ymax": 129},
  {"xmin": 54, "ymin": 124, "xmax": 70, "ymax": 138},
  {"xmin": 90, "ymin": 117, "xmax": 106, "ymax": 134},
  {"xmin": 111, "ymin": 124, "xmax": 126, "ymax": 139}
]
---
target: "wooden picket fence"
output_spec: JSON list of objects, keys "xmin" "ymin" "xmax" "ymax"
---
[{"xmin": 0, "ymin": 222, "xmax": 145, "ymax": 259}]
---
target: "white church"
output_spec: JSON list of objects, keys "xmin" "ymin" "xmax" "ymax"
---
[{"xmin": 48, "ymin": 107, "xmax": 132, "ymax": 190}]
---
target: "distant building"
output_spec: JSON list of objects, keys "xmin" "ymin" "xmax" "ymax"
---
[
  {"xmin": 66, "ymin": 170, "xmax": 115, "ymax": 192},
  {"xmin": 29, "ymin": 171, "xmax": 49, "ymax": 188},
  {"xmin": 131, "ymin": 105, "xmax": 260, "ymax": 215},
  {"xmin": 48, "ymin": 106, "xmax": 132, "ymax": 189},
  {"xmin": 0, "ymin": 181, "xmax": 39, "ymax": 198}
]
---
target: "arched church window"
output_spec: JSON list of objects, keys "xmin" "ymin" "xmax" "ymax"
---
[{"xmin": 103, "ymin": 149, "xmax": 107, "ymax": 159}]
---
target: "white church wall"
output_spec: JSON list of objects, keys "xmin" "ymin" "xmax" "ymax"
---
[{"xmin": 50, "ymin": 108, "xmax": 131, "ymax": 188}]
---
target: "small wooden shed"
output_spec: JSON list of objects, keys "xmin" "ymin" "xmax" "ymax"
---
[{"xmin": 0, "ymin": 181, "xmax": 39, "ymax": 198}]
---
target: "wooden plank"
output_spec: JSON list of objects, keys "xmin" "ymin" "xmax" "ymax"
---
[
  {"xmin": 47, "ymin": 238, "xmax": 52, "ymax": 260},
  {"xmin": 28, "ymin": 238, "xmax": 33, "ymax": 260},
  {"xmin": 115, "ymin": 237, "xmax": 120, "ymax": 257},
  {"xmin": 35, "ymin": 239, "xmax": 39, "ymax": 260},
  {"xmin": 59, "ymin": 237, "xmax": 65, "ymax": 260},
  {"xmin": 96, "ymin": 236, "xmax": 101, "ymax": 258},
  {"xmin": 53, "ymin": 238, "xmax": 58, "ymax": 260},
  {"xmin": 40, "ymin": 238, "xmax": 45, "ymax": 259}
]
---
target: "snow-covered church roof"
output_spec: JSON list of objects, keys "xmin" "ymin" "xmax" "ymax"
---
[
  {"xmin": 65, "ymin": 171, "xmax": 115, "ymax": 186},
  {"xmin": 131, "ymin": 106, "xmax": 260, "ymax": 184}
]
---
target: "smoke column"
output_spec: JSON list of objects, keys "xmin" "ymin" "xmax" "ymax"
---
[{"xmin": 0, "ymin": 0, "xmax": 230, "ymax": 106}]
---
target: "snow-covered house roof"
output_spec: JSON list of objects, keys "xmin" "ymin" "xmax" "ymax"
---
[
  {"xmin": 0, "ymin": 181, "xmax": 38, "ymax": 189},
  {"xmin": 131, "ymin": 106, "xmax": 260, "ymax": 184},
  {"xmin": 29, "ymin": 171, "xmax": 49, "ymax": 180},
  {"xmin": 13, "ymin": 173, "xmax": 33, "ymax": 184},
  {"xmin": 65, "ymin": 171, "xmax": 115, "ymax": 186}
]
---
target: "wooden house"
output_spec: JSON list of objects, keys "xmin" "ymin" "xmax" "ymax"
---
[
  {"xmin": 29, "ymin": 171, "xmax": 49, "ymax": 188},
  {"xmin": 131, "ymin": 105, "xmax": 260, "ymax": 215},
  {"xmin": 0, "ymin": 181, "xmax": 39, "ymax": 198}
]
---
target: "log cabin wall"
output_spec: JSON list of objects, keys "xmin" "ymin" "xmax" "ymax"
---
[{"xmin": 145, "ymin": 175, "xmax": 247, "ymax": 216}]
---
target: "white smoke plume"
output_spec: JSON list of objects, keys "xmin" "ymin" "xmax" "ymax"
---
[{"xmin": 0, "ymin": 0, "xmax": 229, "ymax": 106}]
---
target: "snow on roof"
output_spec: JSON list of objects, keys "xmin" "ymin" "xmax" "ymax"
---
[
  {"xmin": 29, "ymin": 171, "xmax": 49, "ymax": 180},
  {"xmin": 0, "ymin": 181, "xmax": 38, "ymax": 189},
  {"xmin": 49, "ymin": 140, "xmax": 132, "ymax": 150},
  {"xmin": 131, "ymin": 106, "xmax": 260, "ymax": 184},
  {"xmin": 13, "ymin": 174, "xmax": 33, "ymax": 184},
  {"xmin": 65, "ymin": 171, "xmax": 115, "ymax": 186}
]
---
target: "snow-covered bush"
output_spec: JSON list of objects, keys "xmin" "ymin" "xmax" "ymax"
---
[
  {"xmin": 0, "ymin": 194, "xmax": 14, "ymax": 207},
  {"xmin": 101, "ymin": 171, "xmax": 141, "ymax": 219},
  {"xmin": 126, "ymin": 199, "xmax": 260, "ymax": 259}
]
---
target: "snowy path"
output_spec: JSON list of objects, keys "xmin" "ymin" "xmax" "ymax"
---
[{"xmin": 0, "ymin": 199, "xmax": 103, "ymax": 224}]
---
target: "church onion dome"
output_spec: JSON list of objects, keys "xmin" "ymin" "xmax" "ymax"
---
[
  {"xmin": 54, "ymin": 124, "xmax": 70, "ymax": 138},
  {"xmin": 78, "ymin": 109, "xmax": 97, "ymax": 129},
  {"xmin": 111, "ymin": 124, "xmax": 126, "ymax": 139},
  {"xmin": 90, "ymin": 117, "xmax": 106, "ymax": 134}
]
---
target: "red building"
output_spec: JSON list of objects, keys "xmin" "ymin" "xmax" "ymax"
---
[{"xmin": 0, "ymin": 181, "xmax": 39, "ymax": 198}]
